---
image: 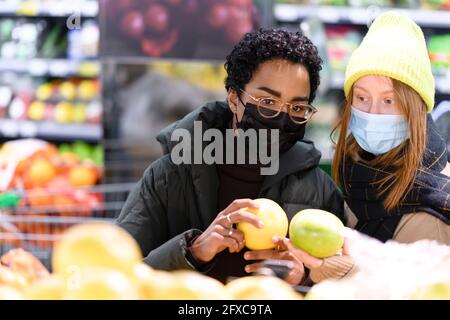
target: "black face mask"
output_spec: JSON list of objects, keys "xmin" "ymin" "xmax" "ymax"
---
[{"xmin": 235, "ymin": 102, "xmax": 306, "ymax": 153}]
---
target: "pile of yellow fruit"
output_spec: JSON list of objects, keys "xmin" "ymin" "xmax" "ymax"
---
[{"xmin": 0, "ymin": 222, "xmax": 302, "ymax": 300}]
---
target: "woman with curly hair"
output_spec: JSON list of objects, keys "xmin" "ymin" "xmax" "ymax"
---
[{"xmin": 117, "ymin": 28, "xmax": 344, "ymax": 284}]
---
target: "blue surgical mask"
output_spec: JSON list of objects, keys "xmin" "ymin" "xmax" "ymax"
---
[{"xmin": 349, "ymin": 107, "xmax": 409, "ymax": 155}]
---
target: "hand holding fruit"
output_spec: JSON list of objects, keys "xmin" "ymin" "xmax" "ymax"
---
[
  {"xmin": 243, "ymin": 207, "xmax": 348, "ymax": 284},
  {"xmin": 276, "ymin": 236, "xmax": 324, "ymax": 269},
  {"xmin": 243, "ymin": 236, "xmax": 308, "ymax": 286},
  {"xmin": 190, "ymin": 199, "xmax": 264, "ymax": 263}
]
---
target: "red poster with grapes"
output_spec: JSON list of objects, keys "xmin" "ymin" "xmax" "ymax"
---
[{"xmin": 100, "ymin": 0, "xmax": 265, "ymax": 60}]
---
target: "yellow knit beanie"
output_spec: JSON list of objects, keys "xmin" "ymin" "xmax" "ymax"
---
[{"xmin": 344, "ymin": 11, "xmax": 435, "ymax": 112}]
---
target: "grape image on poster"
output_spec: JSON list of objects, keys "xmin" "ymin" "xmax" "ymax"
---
[{"xmin": 100, "ymin": 0, "xmax": 264, "ymax": 60}]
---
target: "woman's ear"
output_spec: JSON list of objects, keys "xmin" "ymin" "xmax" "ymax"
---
[{"xmin": 227, "ymin": 88, "xmax": 239, "ymax": 113}]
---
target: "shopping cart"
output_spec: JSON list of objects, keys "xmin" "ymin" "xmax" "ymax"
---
[{"xmin": 0, "ymin": 182, "xmax": 136, "ymax": 270}]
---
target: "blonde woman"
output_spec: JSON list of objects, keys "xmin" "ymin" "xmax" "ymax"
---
[{"xmin": 255, "ymin": 11, "xmax": 450, "ymax": 284}]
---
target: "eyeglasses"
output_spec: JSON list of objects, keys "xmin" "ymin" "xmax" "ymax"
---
[{"xmin": 239, "ymin": 89, "xmax": 317, "ymax": 124}]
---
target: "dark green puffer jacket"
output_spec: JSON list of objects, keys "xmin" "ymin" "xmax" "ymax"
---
[{"xmin": 116, "ymin": 101, "xmax": 344, "ymax": 279}]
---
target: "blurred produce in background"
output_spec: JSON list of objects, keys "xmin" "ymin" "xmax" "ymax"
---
[{"xmin": 100, "ymin": 0, "xmax": 264, "ymax": 59}]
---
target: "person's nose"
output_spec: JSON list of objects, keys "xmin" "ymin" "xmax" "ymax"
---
[
  {"xmin": 279, "ymin": 102, "xmax": 290, "ymax": 114},
  {"xmin": 367, "ymin": 100, "xmax": 383, "ymax": 114}
]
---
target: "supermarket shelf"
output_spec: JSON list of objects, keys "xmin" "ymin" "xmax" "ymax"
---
[
  {"xmin": 0, "ymin": 58, "xmax": 100, "ymax": 77},
  {"xmin": 0, "ymin": 119, "xmax": 102, "ymax": 141},
  {"xmin": 328, "ymin": 72, "xmax": 450, "ymax": 95},
  {"xmin": 0, "ymin": 0, "xmax": 98, "ymax": 17},
  {"xmin": 274, "ymin": 4, "xmax": 450, "ymax": 28}
]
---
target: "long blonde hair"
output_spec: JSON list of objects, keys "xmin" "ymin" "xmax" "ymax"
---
[{"xmin": 332, "ymin": 79, "xmax": 428, "ymax": 210}]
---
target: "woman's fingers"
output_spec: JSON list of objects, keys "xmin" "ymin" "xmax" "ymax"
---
[
  {"xmin": 214, "ymin": 225, "xmax": 244, "ymax": 253},
  {"xmin": 285, "ymin": 266, "xmax": 305, "ymax": 285},
  {"xmin": 221, "ymin": 235, "xmax": 240, "ymax": 253},
  {"xmin": 243, "ymin": 249, "xmax": 290, "ymax": 261},
  {"xmin": 223, "ymin": 199, "xmax": 260, "ymax": 215},
  {"xmin": 220, "ymin": 210, "xmax": 264, "ymax": 229},
  {"xmin": 272, "ymin": 236, "xmax": 289, "ymax": 250},
  {"xmin": 244, "ymin": 262, "xmax": 263, "ymax": 273},
  {"xmin": 280, "ymin": 238, "xmax": 323, "ymax": 269}
]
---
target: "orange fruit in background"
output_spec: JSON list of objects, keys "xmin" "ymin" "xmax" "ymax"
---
[
  {"xmin": 27, "ymin": 188, "xmax": 53, "ymax": 207},
  {"xmin": 47, "ymin": 176, "xmax": 72, "ymax": 192},
  {"xmin": 15, "ymin": 158, "xmax": 30, "ymax": 176},
  {"xmin": 71, "ymin": 190, "xmax": 97, "ymax": 217},
  {"xmin": 68, "ymin": 165, "xmax": 98, "ymax": 187},
  {"xmin": 25, "ymin": 158, "xmax": 56, "ymax": 188},
  {"xmin": 53, "ymin": 194, "xmax": 75, "ymax": 217},
  {"xmin": 60, "ymin": 152, "xmax": 80, "ymax": 167}
]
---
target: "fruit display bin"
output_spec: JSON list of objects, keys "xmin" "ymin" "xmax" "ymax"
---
[{"xmin": 0, "ymin": 182, "xmax": 135, "ymax": 270}]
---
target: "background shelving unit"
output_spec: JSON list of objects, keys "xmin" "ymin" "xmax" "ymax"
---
[
  {"xmin": 0, "ymin": 0, "xmax": 101, "ymax": 145},
  {"xmin": 0, "ymin": 1, "xmax": 106, "ymax": 261},
  {"xmin": 274, "ymin": 4, "xmax": 450, "ymax": 27}
]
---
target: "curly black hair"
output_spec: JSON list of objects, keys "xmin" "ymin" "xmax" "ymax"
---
[{"xmin": 224, "ymin": 28, "xmax": 322, "ymax": 103}]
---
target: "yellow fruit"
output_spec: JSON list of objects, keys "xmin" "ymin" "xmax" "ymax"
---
[
  {"xmin": 410, "ymin": 282, "xmax": 450, "ymax": 300},
  {"xmin": 305, "ymin": 280, "xmax": 357, "ymax": 300},
  {"xmin": 131, "ymin": 266, "xmax": 176, "ymax": 300},
  {"xmin": 25, "ymin": 275, "xmax": 66, "ymax": 300},
  {"xmin": 36, "ymin": 83, "xmax": 54, "ymax": 101},
  {"xmin": 130, "ymin": 263, "xmax": 155, "ymax": 296},
  {"xmin": 27, "ymin": 101, "xmax": 46, "ymax": 121},
  {"xmin": 289, "ymin": 209, "xmax": 344, "ymax": 258},
  {"xmin": 226, "ymin": 276, "xmax": 302, "ymax": 300},
  {"xmin": 237, "ymin": 198, "xmax": 288, "ymax": 250},
  {"xmin": 52, "ymin": 222, "xmax": 143, "ymax": 276},
  {"xmin": 0, "ymin": 285, "xmax": 24, "ymax": 300},
  {"xmin": 63, "ymin": 267, "xmax": 139, "ymax": 300},
  {"xmin": 72, "ymin": 104, "xmax": 87, "ymax": 123},
  {"xmin": 54, "ymin": 102, "xmax": 74, "ymax": 123},
  {"xmin": 59, "ymin": 82, "xmax": 77, "ymax": 100},
  {"xmin": 146, "ymin": 271, "xmax": 230, "ymax": 300},
  {"xmin": 78, "ymin": 80, "xmax": 98, "ymax": 100},
  {"xmin": 0, "ymin": 265, "xmax": 28, "ymax": 291},
  {"xmin": 131, "ymin": 262, "xmax": 154, "ymax": 280}
]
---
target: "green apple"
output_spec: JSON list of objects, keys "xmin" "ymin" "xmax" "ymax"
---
[{"xmin": 289, "ymin": 209, "xmax": 344, "ymax": 258}]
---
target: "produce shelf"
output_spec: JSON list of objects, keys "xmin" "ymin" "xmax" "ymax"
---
[
  {"xmin": 0, "ymin": 119, "xmax": 102, "ymax": 141},
  {"xmin": 0, "ymin": 0, "xmax": 98, "ymax": 17},
  {"xmin": 274, "ymin": 4, "xmax": 450, "ymax": 28},
  {"xmin": 0, "ymin": 59, "xmax": 100, "ymax": 77}
]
